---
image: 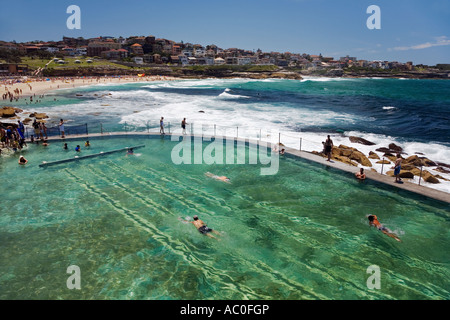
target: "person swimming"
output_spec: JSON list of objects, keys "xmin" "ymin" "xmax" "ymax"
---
[
  {"xmin": 368, "ymin": 215, "xmax": 401, "ymax": 242},
  {"xmin": 205, "ymin": 172, "xmax": 230, "ymax": 183},
  {"xmin": 18, "ymin": 156, "xmax": 28, "ymax": 165},
  {"xmin": 179, "ymin": 215, "xmax": 221, "ymax": 240}
]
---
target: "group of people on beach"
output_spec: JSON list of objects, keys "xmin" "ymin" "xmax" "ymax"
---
[{"xmin": 2, "ymin": 88, "xmax": 22, "ymax": 102}]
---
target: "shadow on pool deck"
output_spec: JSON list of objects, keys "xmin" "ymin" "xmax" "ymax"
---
[{"xmin": 41, "ymin": 131, "xmax": 450, "ymax": 204}]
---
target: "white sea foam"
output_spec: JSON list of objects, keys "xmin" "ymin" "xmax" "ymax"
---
[
  {"xmin": 300, "ymin": 76, "xmax": 355, "ymax": 82},
  {"xmin": 217, "ymin": 89, "xmax": 250, "ymax": 100}
]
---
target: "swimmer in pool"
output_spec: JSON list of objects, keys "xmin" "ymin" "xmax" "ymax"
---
[
  {"xmin": 368, "ymin": 215, "xmax": 401, "ymax": 242},
  {"xmin": 127, "ymin": 148, "xmax": 134, "ymax": 155},
  {"xmin": 18, "ymin": 156, "xmax": 28, "ymax": 165},
  {"xmin": 179, "ymin": 215, "xmax": 221, "ymax": 240},
  {"xmin": 355, "ymin": 168, "xmax": 366, "ymax": 180},
  {"xmin": 205, "ymin": 172, "xmax": 230, "ymax": 183}
]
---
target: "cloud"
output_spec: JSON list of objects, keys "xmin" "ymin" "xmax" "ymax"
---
[{"xmin": 391, "ymin": 36, "xmax": 450, "ymax": 51}]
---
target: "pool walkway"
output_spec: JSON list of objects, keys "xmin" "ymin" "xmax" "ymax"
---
[{"xmin": 42, "ymin": 131, "xmax": 450, "ymax": 204}]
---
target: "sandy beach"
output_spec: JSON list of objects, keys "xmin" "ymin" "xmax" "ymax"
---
[{"xmin": 1, "ymin": 75, "xmax": 178, "ymax": 98}]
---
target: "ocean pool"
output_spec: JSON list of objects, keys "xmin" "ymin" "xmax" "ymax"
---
[{"xmin": 0, "ymin": 135, "xmax": 448, "ymax": 299}]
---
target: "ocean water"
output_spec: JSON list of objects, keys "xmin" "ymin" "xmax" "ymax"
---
[
  {"xmin": 14, "ymin": 77, "xmax": 450, "ymax": 193},
  {"xmin": 0, "ymin": 136, "xmax": 448, "ymax": 300}
]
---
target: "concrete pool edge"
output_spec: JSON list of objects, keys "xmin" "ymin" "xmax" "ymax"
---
[{"xmin": 40, "ymin": 132, "xmax": 450, "ymax": 204}]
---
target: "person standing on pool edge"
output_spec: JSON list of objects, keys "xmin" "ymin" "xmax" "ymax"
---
[
  {"xmin": 160, "ymin": 117, "xmax": 165, "ymax": 135},
  {"xmin": 324, "ymin": 135, "xmax": 333, "ymax": 161},
  {"xmin": 181, "ymin": 118, "xmax": 187, "ymax": 135},
  {"xmin": 59, "ymin": 119, "xmax": 65, "ymax": 138},
  {"xmin": 394, "ymin": 154, "xmax": 403, "ymax": 183}
]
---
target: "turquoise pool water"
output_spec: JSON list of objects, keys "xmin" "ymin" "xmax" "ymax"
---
[{"xmin": 0, "ymin": 135, "xmax": 448, "ymax": 300}]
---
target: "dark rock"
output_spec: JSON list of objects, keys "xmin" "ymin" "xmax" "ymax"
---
[
  {"xmin": 399, "ymin": 171, "xmax": 415, "ymax": 179},
  {"xmin": 34, "ymin": 113, "xmax": 48, "ymax": 120},
  {"xmin": 422, "ymin": 171, "xmax": 440, "ymax": 184},
  {"xmin": 375, "ymin": 147, "xmax": 392, "ymax": 153},
  {"xmin": 405, "ymin": 155, "xmax": 437, "ymax": 167},
  {"xmin": 388, "ymin": 143, "xmax": 403, "ymax": 152},
  {"xmin": 349, "ymin": 136, "xmax": 376, "ymax": 145},
  {"xmin": 0, "ymin": 107, "xmax": 21, "ymax": 118},
  {"xmin": 376, "ymin": 145, "xmax": 406, "ymax": 155},
  {"xmin": 436, "ymin": 162, "xmax": 450, "ymax": 169},
  {"xmin": 435, "ymin": 166, "xmax": 450, "ymax": 174},
  {"xmin": 421, "ymin": 158, "xmax": 437, "ymax": 167}
]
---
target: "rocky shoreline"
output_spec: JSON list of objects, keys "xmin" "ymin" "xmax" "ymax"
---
[
  {"xmin": 312, "ymin": 136, "xmax": 450, "ymax": 185},
  {"xmin": 36, "ymin": 64, "xmax": 450, "ymax": 80}
]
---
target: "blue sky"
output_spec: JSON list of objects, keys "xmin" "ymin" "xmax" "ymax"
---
[{"xmin": 1, "ymin": 0, "xmax": 449, "ymax": 65}]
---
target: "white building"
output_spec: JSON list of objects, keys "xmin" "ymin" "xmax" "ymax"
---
[
  {"xmin": 45, "ymin": 47, "xmax": 60, "ymax": 53},
  {"xmin": 237, "ymin": 57, "xmax": 251, "ymax": 65},
  {"xmin": 182, "ymin": 49, "xmax": 193, "ymax": 57},
  {"xmin": 179, "ymin": 55, "xmax": 189, "ymax": 66},
  {"xmin": 133, "ymin": 57, "xmax": 144, "ymax": 64},
  {"xmin": 194, "ymin": 48, "xmax": 206, "ymax": 57},
  {"xmin": 214, "ymin": 57, "xmax": 226, "ymax": 65},
  {"xmin": 76, "ymin": 47, "xmax": 87, "ymax": 55}
]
